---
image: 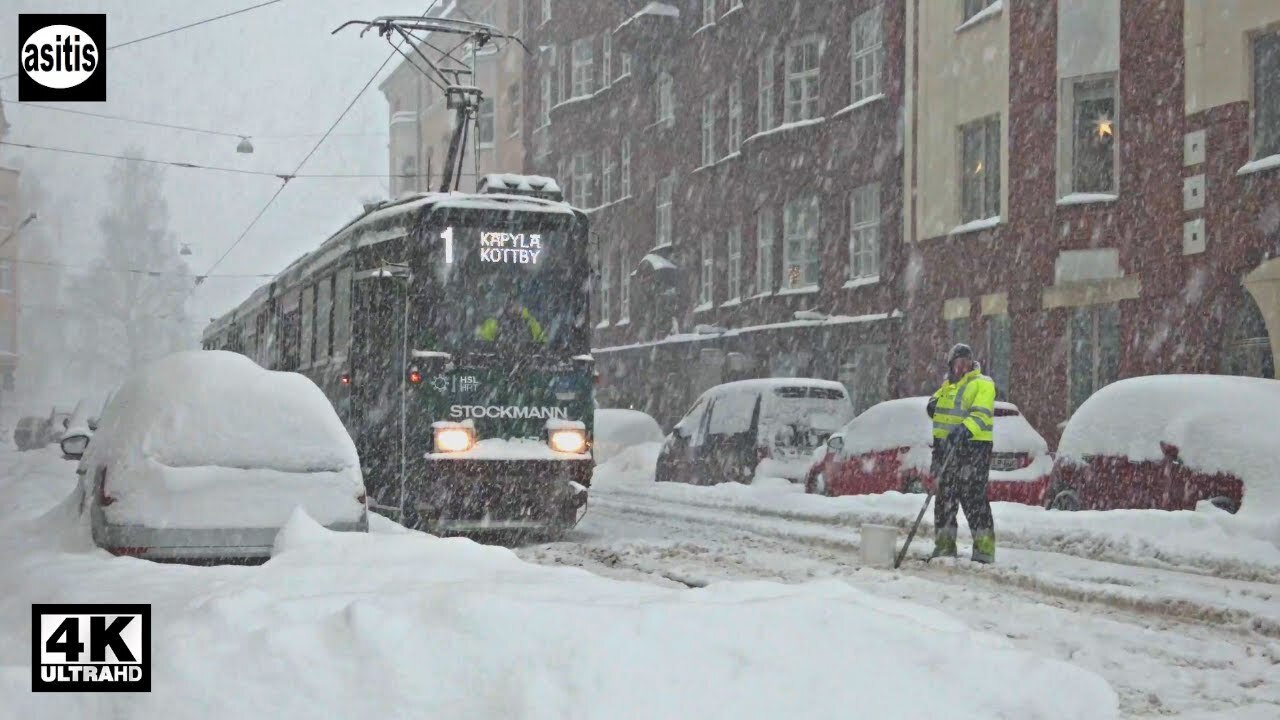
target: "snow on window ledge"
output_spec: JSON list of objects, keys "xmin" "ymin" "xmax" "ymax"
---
[
  {"xmin": 595, "ymin": 320, "xmax": 611, "ymax": 330},
  {"xmin": 832, "ymin": 94, "xmax": 886, "ymax": 120},
  {"xmin": 692, "ymin": 301, "xmax": 714, "ymax": 313},
  {"xmin": 843, "ymin": 275, "xmax": 880, "ymax": 289},
  {"xmin": 949, "ymin": 216, "xmax": 1001, "ymax": 236},
  {"xmin": 747, "ymin": 290, "xmax": 775, "ymax": 300},
  {"xmin": 716, "ymin": 151, "xmax": 742, "ymax": 165},
  {"xmin": 551, "ymin": 94, "xmax": 594, "ymax": 113},
  {"xmin": 776, "ymin": 284, "xmax": 820, "ymax": 296},
  {"xmin": 1237, "ymin": 154, "xmax": 1280, "ymax": 177},
  {"xmin": 692, "ymin": 23, "xmax": 715, "ymax": 38},
  {"xmin": 720, "ymin": 297, "xmax": 742, "ymax": 308},
  {"xmin": 955, "ymin": 0, "xmax": 1004, "ymax": 33},
  {"xmin": 1056, "ymin": 192, "xmax": 1118, "ymax": 206},
  {"xmin": 692, "ymin": 162, "xmax": 715, "ymax": 174},
  {"xmin": 722, "ymin": 5, "xmax": 745, "ymax": 20},
  {"xmin": 743, "ymin": 116, "xmax": 826, "ymax": 145},
  {"xmin": 616, "ymin": 318, "xmax": 631, "ymax": 326}
]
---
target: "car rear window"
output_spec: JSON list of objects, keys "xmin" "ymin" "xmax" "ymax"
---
[
  {"xmin": 773, "ymin": 386, "xmax": 846, "ymax": 400},
  {"xmin": 707, "ymin": 392, "xmax": 759, "ymax": 435}
]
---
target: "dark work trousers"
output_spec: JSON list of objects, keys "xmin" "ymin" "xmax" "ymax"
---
[{"xmin": 932, "ymin": 438, "xmax": 994, "ymax": 546}]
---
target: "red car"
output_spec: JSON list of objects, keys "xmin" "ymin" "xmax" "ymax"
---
[
  {"xmin": 804, "ymin": 397, "xmax": 1054, "ymax": 505},
  {"xmin": 1046, "ymin": 375, "xmax": 1277, "ymax": 513}
]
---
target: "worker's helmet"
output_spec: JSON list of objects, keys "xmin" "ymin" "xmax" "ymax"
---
[{"xmin": 947, "ymin": 343, "xmax": 973, "ymax": 365}]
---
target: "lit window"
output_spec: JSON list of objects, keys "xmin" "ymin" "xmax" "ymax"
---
[
  {"xmin": 848, "ymin": 183, "xmax": 880, "ymax": 280},
  {"xmin": 1062, "ymin": 76, "xmax": 1117, "ymax": 194},
  {"xmin": 851, "ymin": 5, "xmax": 883, "ymax": 103},
  {"xmin": 960, "ymin": 114, "xmax": 1001, "ymax": 222},
  {"xmin": 785, "ymin": 37, "xmax": 822, "ymax": 123},
  {"xmin": 783, "ymin": 196, "xmax": 820, "ymax": 289}
]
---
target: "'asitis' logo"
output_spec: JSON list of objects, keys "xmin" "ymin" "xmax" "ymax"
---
[{"xmin": 18, "ymin": 14, "xmax": 106, "ymax": 101}]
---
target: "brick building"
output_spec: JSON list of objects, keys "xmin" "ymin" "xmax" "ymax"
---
[{"xmin": 512, "ymin": 0, "xmax": 1280, "ymax": 439}]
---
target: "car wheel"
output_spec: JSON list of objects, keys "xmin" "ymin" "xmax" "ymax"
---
[
  {"xmin": 1049, "ymin": 489, "xmax": 1081, "ymax": 511},
  {"xmin": 1207, "ymin": 496, "xmax": 1238, "ymax": 514}
]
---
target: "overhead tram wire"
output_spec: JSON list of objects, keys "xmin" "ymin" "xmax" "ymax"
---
[
  {"xmin": 0, "ymin": 140, "xmax": 473, "ymax": 179},
  {"xmin": 0, "ymin": 0, "xmax": 286, "ymax": 81},
  {"xmin": 194, "ymin": 0, "xmax": 444, "ymax": 286}
]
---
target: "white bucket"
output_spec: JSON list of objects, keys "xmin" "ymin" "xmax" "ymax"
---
[{"xmin": 860, "ymin": 524, "xmax": 899, "ymax": 567}]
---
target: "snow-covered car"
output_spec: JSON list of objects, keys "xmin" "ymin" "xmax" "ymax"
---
[
  {"xmin": 1048, "ymin": 374, "xmax": 1280, "ymax": 514},
  {"xmin": 805, "ymin": 397, "xmax": 1053, "ymax": 505},
  {"xmin": 593, "ymin": 408, "xmax": 664, "ymax": 464},
  {"xmin": 70, "ymin": 350, "xmax": 369, "ymax": 562},
  {"xmin": 13, "ymin": 404, "xmax": 75, "ymax": 451},
  {"xmin": 656, "ymin": 378, "xmax": 855, "ymax": 485}
]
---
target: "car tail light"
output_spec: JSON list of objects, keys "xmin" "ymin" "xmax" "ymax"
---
[
  {"xmin": 108, "ymin": 547, "xmax": 148, "ymax": 557},
  {"xmin": 98, "ymin": 475, "xmax": 115, "ymax": 506}
]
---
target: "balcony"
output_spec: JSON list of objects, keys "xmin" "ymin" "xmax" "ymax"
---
[{"xmin": 613, "ymin": 2, "xmax": 680, "ymax": 57}]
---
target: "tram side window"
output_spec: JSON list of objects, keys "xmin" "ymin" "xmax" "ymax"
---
[
  {"xmin": 302, "ymin": 284, "xmax": 315, "ymax": 367},
  {"xmin": 334, "ymin": 267, "xmax": 353, "ymax": 357},
  {"xmin": 316, "ymin": 275, "xmax": 332, "ymax": 360},
  {"xmin": 255, "ymin": 311, "xmax": 270, "ymax": 367}
]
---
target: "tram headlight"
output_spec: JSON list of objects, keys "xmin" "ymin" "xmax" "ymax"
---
[
  {"xmin": 548, "ymin": 428, "xmax": 588, "ymax": 454},
  {"xmin": 433, "ymin": 425, "xmax": 475, "ymax": 453}
]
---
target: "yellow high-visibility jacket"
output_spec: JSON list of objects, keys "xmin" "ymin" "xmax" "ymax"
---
[
  {"xmin": 475, "ymin": 307, "xmax": 547, "ymax": 343},
  {"xmin": 930, "ymin": 366, "xmax": 996, "ymax": 442}
]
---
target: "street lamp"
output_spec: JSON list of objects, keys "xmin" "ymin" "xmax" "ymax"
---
[{"xmin": 236, "ymin": 136, "xmax": 255, "ymax": 154}]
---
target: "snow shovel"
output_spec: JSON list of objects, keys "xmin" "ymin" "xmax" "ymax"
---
[{"xmin": 893, "ymin": 441, "xmax": 958, "ymax": 569}]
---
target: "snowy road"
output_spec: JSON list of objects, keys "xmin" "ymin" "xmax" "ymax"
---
[{"xmin": 519, "ymin": 482, "xmax": 1280, "ymax": 719}]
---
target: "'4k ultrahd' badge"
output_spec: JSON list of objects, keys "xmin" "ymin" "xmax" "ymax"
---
[{"xmin": 18, "ymin": 14, "xmax": 107, "ymax": 102}]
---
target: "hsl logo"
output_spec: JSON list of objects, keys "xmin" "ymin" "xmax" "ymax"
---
[{"xmin": 18, "ymin": 14, "xmax": 107, "ymax": 102}]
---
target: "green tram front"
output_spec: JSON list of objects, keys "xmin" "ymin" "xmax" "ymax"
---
[{"xmin": 358, "ymin": 190, "xmax": 594, "ymax": 536}]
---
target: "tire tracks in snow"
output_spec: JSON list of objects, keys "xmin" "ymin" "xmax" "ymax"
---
[{"xmin": 569, "ymin": 490, "xmax": 1280, "ymax": 640}]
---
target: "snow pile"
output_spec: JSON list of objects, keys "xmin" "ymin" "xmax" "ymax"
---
[
  {"xmin": 593, "ymin": 409, "xmax": 664, "ymax": 464},
  {"xmin": 1058, "ymin": 375, "xmax": 1280, "ymax": 520},
  {"xmin": 0, "ymin": 496, "xmax": 1121, "ymax": 719},
  {"xmin": 80, "ymin": 350, "xmax": 364, "ymax": 527}
]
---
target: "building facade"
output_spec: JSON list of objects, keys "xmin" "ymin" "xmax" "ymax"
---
[
  {"xmin": 379, "ymin": 0, "xmax": 528, "ymax": 198},
  {"xmin": 0, "ymin": 98, "xmax": 20, "ymax": 394},
  {"xmin": 517, "ymin": 0, "xmax": 1280, "ymax": 440}
]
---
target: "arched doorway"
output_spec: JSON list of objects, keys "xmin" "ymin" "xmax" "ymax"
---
[{"xmin": 1221, "ymin": 286, "xmax": 1275, "ymax": 379}]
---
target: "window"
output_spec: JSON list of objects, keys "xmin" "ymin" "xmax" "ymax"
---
[
  {"xmin": 699, "ymin": 235, "xmax": 714, "ymax": 306},
  {"xmin": 1069, "ymin": 305, "xmax": 1120, "ymax": 412},
  {"xmin": 0, "ymin": 260, "xmax": 12, "ymax": 293},
  {"xmin": 334, "ymin": 267, "xmax": 352, "ymax": 355},
  {"xmin": 619, "ymin": 255, "xmax": 631, "ymax": 322},
  {"xmin": 621, "ymin": 136, "xmax": 632, "ymax": 197},
  {"xmin": 506, "ymin": 82, "xmax": 521, "ymax": 136},
  {"xmin": 701, "ymin": 92, "xmax": 718, "ymax": 166},
  {"xmin": 727, "ymin": 226, "xmax": 742, "ymax": 300},
  {"xmin": 962, "ymin": 0, "xmax": 997, "ymax": 22},
  {"xmin": 851, "ymin": 5, "xmax": 883, "ymax": 103},
  {"xmin": 1220, "ymin": 290, "xmax": 1275, "ymax": 378},
  {"xmin": 477, "ymin": 97, "xmax": 495, "ymax": 146},
  {"xmin": 656, "ymin": 72, "xmax": 675, "ymax": 125},
  {"xmin": 572, "ymin": 38, "xmax": 594, "ymax": 98},
  {"xmin": 539, "ymin": 46, "xmax": 555, "ymax": 126},
  {"xmin": 572, "ymin": 150, "xmax": 594, "ymax": 209},
  {"xmin": 757, "ymin": 49, "xmax": 775, "ymax": 132},
  {"xmin": 702, "ymin": 0, "xmax": 716, "ymax": 27},
  {"xmin": 842, "ymin": 344, "xmax": 888, "ymax": 414},
  {"xmin": 559, "ymin": 48, "xmax": 571, "ymax": 104},
  {"xmin": 602, "ymin": 146, "xmax": 614, "ymax": 204},
  {"xmin": 601, "ymin": 33, "xmax": 612, "ymax": 87},
  {"xmin": 541, "ymin": 0, "xmax": 551, "ymax": 24},
  {"xmin": 848, "ymin": 183, "xmax": 880, "ymax": 280},
  {"xmin": 757, "ymin": 208, "xmax": 775, "ymax": 294},
  {"xmin": 301, "ymin": 285, "xmax": 315, "ymax": 366},
  {"xmin": 783, "ymin": 196, "xmax": 820, "ymax": 289},
  {"xmin": 727, "ymin": 80, "xmax": 742, "ymax": 154},
  {"xmin": 0, "ymin": 310, "xmax": 12, "ymax": 353},
  {"xmin": 620, "ymin": 50, "xmax": 632, "ymax": 78},
  {"xmin": 960, "ymin": 114, "xmax": 1001, "ymax": 222},
  {"xmin": 984, "ymin": 314, "xmax": 1011, "ymax": 400},
  {"xmin": 948, "ymin": 317, "xmax": 970, "ymax": 347},
  {"xmin": 1063, "ymin": 76, "xmax": 1117, "ymax": 194},
  {"xmin": 599, "ymin": 252, "xmax": 612, "ymax": 323},
  {"xmin": 1252, "ymin": 31, "xmax": 1280, "ymax": 159},
  {"xmin": 316, "ymin": 274, "xmax": 332, "ymax": 360},
  {"xmin": 656, "ymin": 175, "xmax": 674, "ymax": 247},
  {"xmin": 785, "ymin": 37, "xmax": 822, "ymax": 123}
]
